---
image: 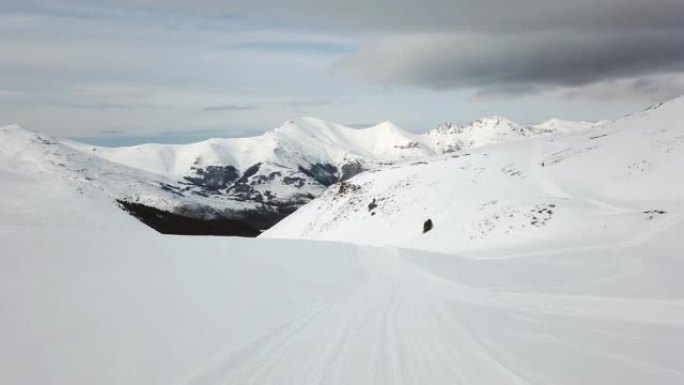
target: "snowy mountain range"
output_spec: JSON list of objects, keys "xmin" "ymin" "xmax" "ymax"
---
[
  {"xmin": 1, "ymin": 99, "xmax": 683, "ymax": 384},
  {"xmin": 0, "ymin": 115, "xmax": 601, "ymax": 235},
  {"xmin": 263, "ymin": 98, "xmax": 684, "ymax": 256}
]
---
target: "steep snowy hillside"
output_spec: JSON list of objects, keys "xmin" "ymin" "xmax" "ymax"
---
[
  {"xmin": 0, "ymin": 158, "xmax": 144, "ymax": 232},
  {"xmin": 0, "ymin": 124, "xmax": 285, "ymax": 235},
  {"xmin": 263, "ymin": 98, "xmax": 684, "ymax": 256},
  {"xmin": 2, "ymin": 151, "xmax": 683, "ymax": 385},
  {"xmin": 58, "ymin": 118, "xmax": 436, "ymax": 233},
  {"xmin": 1, "ymin": 115, "xmax": 604, "ymax": 236}
]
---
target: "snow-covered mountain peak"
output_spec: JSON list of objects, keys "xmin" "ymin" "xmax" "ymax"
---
[
  {"xmin": 0, "ymin": 123, "xmax": 64, "ymax": 162},
  {"xmin": 1, "ymin": 112, "xmax": 615, "ymax": 236},
  {"xmin": 364, "ymin": 120, "xmax": 403, "ymax": 133},
  {"xmin": 532, "ymin": 118, "xmax": 605, "ymax": 134},
  {"xmin": 271, "ymin": 116, "xmax": 350, "ymax": 138},
  {"xmin": 0, "ymin": 123, "xmax": 23, "ymax": 133},
  {"xmin": 264, "ymin": 97, "xmax": 684, "ymax": 258},
  {"xmin": 471, "ymin": 115, "xmax": 518, "ymax": 127},
  {"xmin": 0, "ymin": 123, "xmax": 44, "ymax": 139},
  {"xmin": 468, "ymin": 116, "xmax": 531, "ymax": 135},
  {"xmin": 271, "ymin": 117, "xmax": 409, "ymax": 142},
  {"xmin": 428, "ymin": 122, "xmax": 464, "ymax": 135},
  {"xmin": 264, "ymin": 117, "xmax": 431, "ymax": 164},
  {"xmin": 422, "ymin": 116, "xmax": 534, "ymax": 153}
]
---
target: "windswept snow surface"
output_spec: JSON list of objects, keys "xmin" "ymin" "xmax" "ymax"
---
[
  {"xmin": 1, "ymin": 102, "xmax": 682, "ymax": 384},
  {"xmin": 2, "ymin": 208, "xmax": 683, "ymax": 384}
]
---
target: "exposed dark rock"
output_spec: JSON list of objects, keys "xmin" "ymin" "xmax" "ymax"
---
[
  {"xmin": 116, "ymin": 199, "xmax": 300, "ymax": 237},
  {"xmin": 340, "ymin": 161, "xmax": 367, "ymax": 181},
  {"xmin": 159, "ymin": 183, "xmax": 185, "ymax": 197},
  {"xmin": 232, "ymin": 184, "xmax": 253, "ymax": 193},
  {"xmin": 117, "ymin": 200, "xmax": 261, "ymax": 236},
  {"xmin": 423, "ymin": 219, "xmax": 434, "ymax": 233},
  {"xmin": 368, "ymin": 198, "xmax": 377, "ymax": 212},
  {"xmin": 250, "ymin": 175, "xmax": 269, "ymax": 185},
  {"xmin": 337, "ymin": 181, "xmax": 361, "ymax": 195},
  {"xmin": 184, "ymin": 165, "xmax": 239, "ymax": 191},
  {"xmin": 298, "ymin": 163, "xmax": 339, "ymax": 187},
  {"xmin": 394, "ymin": 141, "xmax": 421, "ymax": 149},
  {"xmin": 283, "ymin": 176, "xmax": 306, "ymax": 187},
  {"xmin": 643, "ymin": 209, "xmax": 667, "ymax": 220},
  {"xmin": 232, "ymin": 163, "xmax": 262, "ymax": 186}
]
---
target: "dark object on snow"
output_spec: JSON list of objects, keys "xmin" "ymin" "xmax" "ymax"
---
[
  {"xmin": 368, "ymin": 198, "xmax": 377, "ymax": 212},
  {"xmin": 423, "ymin": 219, "xmax": 433, "ymax": 233},
  {"xmin": 337, "ymin": 181, "xmax": 360, "ymax": 195}
]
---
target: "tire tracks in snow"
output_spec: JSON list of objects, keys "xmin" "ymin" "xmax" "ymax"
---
[{"xmin": 186, "ymin": 245, "xmax": 684, "ymax": 385}]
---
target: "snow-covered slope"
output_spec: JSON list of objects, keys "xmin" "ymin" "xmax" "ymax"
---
[
  {"xmin": 420, "ymin": 116, "xmax": 604, "ymax": 153},
  {"xmin": 0, "ymin": 124, "xmax": 270, "ymax": 228},
  {"xmin": 0, "ymin": 115, "xmax": 593, "ymax": 234},
  {"xmin": 422, "ymin": 116, "xmax": 535, "ymax": 153},
  {"xmin": 2, "ymin": 149, "xmax": 683, "ymax": 384},
  {"xmin": 532, "ymin": 118, "xmax": 608, "ymax": 134},
  {"xmin": 0, "ymin": 158, "xmax": 144, "ymax": 231},
  {"xmin": 66, "ymin": 117, "xmax": 433, "ymax": 179},
  {"xmin": 263, "ymin": 97, "xmax": 684, "ymax": 256},
  {"xmin": 53, "ymin": 118, "xmax": 438, "ymax": 231}
]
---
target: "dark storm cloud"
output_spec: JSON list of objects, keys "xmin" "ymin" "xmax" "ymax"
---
[
  {"xmin": 335, "ymin": 30, "xmax": 684, "ymax": 93},
  {"xmin": 120, "ymin": 0, "xmax": 684, "ymax": 33},
  {"xmin": 107, "ymin": 0, "xmax": 684, "ymax": 94}
]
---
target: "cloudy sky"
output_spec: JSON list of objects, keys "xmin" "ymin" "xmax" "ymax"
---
[{"xmin": 1, "ymin": 0, "xmax": 683, "ymax": 144}]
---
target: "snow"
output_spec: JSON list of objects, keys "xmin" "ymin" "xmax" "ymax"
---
[
  {"xmin": 2, "ymin": 210, "xmax": 683, "ymax": 384},
  {"xmin": 65, "ymin": 118, "xmax": 432, "ymax": 179},
  {"xmin": 68, "ymin": 115, "xmax": 593, "ymax": 179},
  {"xmin": 1, "ymin": 100, "xmax": 683, "ymax": 384},
  {"xmin": 420, "ymin": 116, "xmax": 604, "ymax": 154},
  {"xmin": 52, "ymin": 115, "xmax": 603, "ymax": 221},
  {"xmin": 532, "ymin": 118, "xmax": 608, "ymax": 134},
  {"xmin": 263, "ymin": 97, "xmax": 684, "ymax": 256},
  {"xmin": 0, "ymin": 123, "xmax": 287, "ymax": 216}
]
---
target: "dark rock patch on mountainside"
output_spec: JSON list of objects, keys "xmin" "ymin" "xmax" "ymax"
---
[
  {"xmin": 116, "ymin": 200, "xmax": 297, "ymax": 236},
  {"xmin": 340, "ymin": 161, "xmax": 367, "ymax": 181},
  {"xmin": 232, "ymin": 163, "xmax": 262, "ymax": 186},
  {"xmin": 298, "ymin": 163, "xmax": 339, "ymax": 187},
  {"xmin": 184, "ymin": 165, "xmax": 239, "ymax": 191}
]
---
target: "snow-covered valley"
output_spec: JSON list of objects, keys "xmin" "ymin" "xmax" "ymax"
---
[{"xmin": 1, "ymin": 98, "xmax": 683, "ymax": 384}]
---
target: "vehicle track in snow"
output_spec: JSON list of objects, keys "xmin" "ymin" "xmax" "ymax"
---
[{"xmin": 187, "ymin": 246, "xmax": 684, "ymax": 385}]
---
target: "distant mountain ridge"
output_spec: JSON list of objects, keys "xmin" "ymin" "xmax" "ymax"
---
[
  {"xmin": 262, "ymin": 97, "xmax": 684, "ymax": 255},
  {"xmin": 1, "ymin": 115, "xmax": 604, "ymax": 235}
]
